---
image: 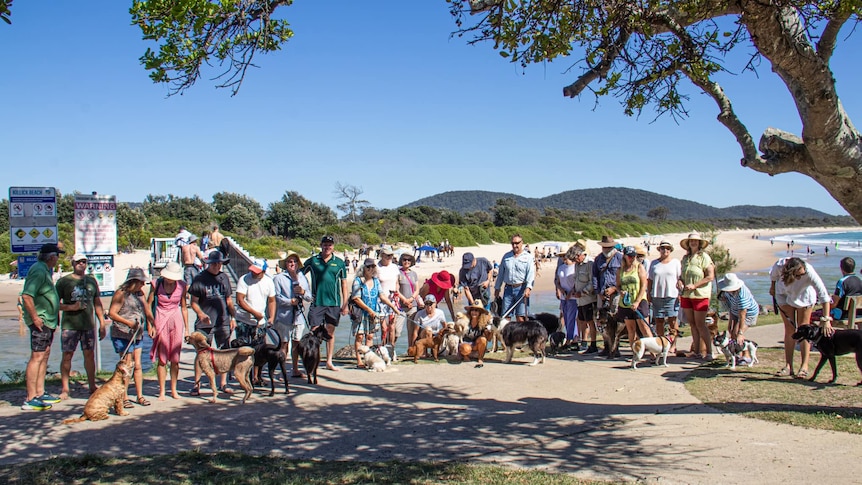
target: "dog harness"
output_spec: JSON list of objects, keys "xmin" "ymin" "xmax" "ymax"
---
[{"xmin": 200, "ymin": 348, "xmax": 218, "ymax": 372}]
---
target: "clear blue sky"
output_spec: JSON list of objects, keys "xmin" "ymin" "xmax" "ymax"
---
[{"xmin": 3, "ymin": 1, "xmax": 858, "ymax": 216}]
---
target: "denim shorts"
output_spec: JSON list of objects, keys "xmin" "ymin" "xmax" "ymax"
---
[
  {"xmin": 651, "ymin": 297, "xmax": 679, "ymax": 319},
  {"xmin": 112, "ymin": 336, "xmax": 142, "ymax": 354}
]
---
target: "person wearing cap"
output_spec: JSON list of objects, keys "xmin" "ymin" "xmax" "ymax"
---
[
  {"xmin": 716, "ymin": 273, "xmax": 759, "ymax": 363},
  {"xmin": 350, "ymin": 258, "xmax": 401, "ymax": 367},
  {"xmin": 236, "ymin": 258, "xmax": 276, "ymax": 333},
  {"xmin": 56, "ymin": 253, "xmax": 106, "ymax": 400},
  {"xmin": 395, "ymin": 253, "xmax": 421, "ymax": 347},
  {"xmin": 181, "ymin": 234, "xmax": 206, "ymax": 287},
  {"xmin": 274, "ymin": 251, "xmax": 313, "ymax": 378},
  {"xmin": 411, "ymin": 294, "xmax": 447, "ymax": 348},
  {"xmin": 376, "ymin": 247, "xmax": 401, "ymax": 348},
  {"xmin": 591, "ymin": 236, "xmax": 623, "ymax": 356},
  {"xmin": 459, "ymin": 302, "xmax": 492, "ymax": 367},
  {"xmin": 189, "ymin": 250, "xmax": 237, "ymax": 394},
  {"xmin": 494, "ymin": 234, "xmax": 536, "ymax": 322},
  {"xmin": 108, "ymin": 267, "xmax": 151, "ymax": 407},
  {"xmin": 20, "ymin": 243, "xmax": 64, "ymax": 410},
  {"xmin": 145, "ymin": 261, "xmax": 188, "ymax": 400},
  {"xmin": 419, "ymin": 270, "xmax": 457, "ymax": 320},
  {"xmin": 458, "ymin": 252, "xmax": 493, "ymax": 310},
  {"xmin": 647, "ymin": 240, "xmax": 682, "ymax": 354},
  {"xmin": 617, "ymin": 246, "xmax": 652, "ymax": 352},
  {"xmin": 568, "ymin": 244, "xmax": 599, "ymax": 354},
  {"xmin": 679, "ymin": 232, "xmax": 716, "ymax": 360},
  {"xmin": 303, "ymin": 235, "xmax": 350, "ymax": 372}
]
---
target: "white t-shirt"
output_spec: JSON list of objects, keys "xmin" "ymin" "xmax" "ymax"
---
[
  {"xmin": 377, "ymin": 262, "xmax": 400, "ymax": 296},
  {"xmin": 236, "ymin": 273, "xmax": 275, "ymax": 321},
  {"xmin": 415, "ymin": 308, "xmax": 446, "ymax": 334},
  {"xmin": 556, "ymin": 262, "xmax": 575, "ymax": 294},
  {"xmin": 648, "ymin": 259, "xmax": 681, "ymax": 298}
]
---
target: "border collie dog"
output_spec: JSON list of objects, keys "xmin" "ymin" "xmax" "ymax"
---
[{"xmin": 498, "ymin": 318, "xmax": 548, "ymax": 366}]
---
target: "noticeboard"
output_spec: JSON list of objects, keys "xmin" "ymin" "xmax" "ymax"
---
[
  {"xmin": 74, "ymin": 194, "xmax": 118, "ymax": 255},
  {"xmin": 9, "ymin": 187, "xmax": 58, "ymax": 254},
  {"xmin": 85, "ymin": 254, "xmax": 116, "ymax": 296}
]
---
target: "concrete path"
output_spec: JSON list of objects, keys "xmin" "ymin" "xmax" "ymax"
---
[{"xmin": 1, "ymin": 323, "xmax": 860, "ymax": 484}]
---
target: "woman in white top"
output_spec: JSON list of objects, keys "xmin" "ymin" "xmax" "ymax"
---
[
  {"xmin": 770, "ymin": 257, "xmax": 832, "ymax": 379},
  {"xmin": 555, "ymin": 248, "xmax": 579, "ymax": 348},
  {"xmin": 647, "ymin": 240, "xmax": 682, "ymax": 354}
]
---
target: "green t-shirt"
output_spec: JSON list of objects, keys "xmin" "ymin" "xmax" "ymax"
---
[
  {"xmin": 22, "ymin": 260, "xmax": 60, "ymax": 329},
  {"xmin": 303, "ymin": 254, "xmax": 347, "ymax": 307},
  {"xmin": 56, "ymin": 273, "xmax": 100, "ymax": 330},
  {"xmin": 681, "ymin": 251, "xmax": 714, "ymax": 299}
]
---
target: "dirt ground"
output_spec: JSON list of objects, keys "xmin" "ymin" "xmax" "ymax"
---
[{"xmin": 1, "ymin": 322, "xmax": 861, "ymax": 484}]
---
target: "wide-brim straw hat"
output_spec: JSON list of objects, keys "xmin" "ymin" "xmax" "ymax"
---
[
  {"xmin": 160, "ymin": 261, "xmax": 183, "ymax": 281},
  {"xmin": 464, "ymin": 302, "xmax": 489, "ymax": 315},
  {"xmin": 277, "ymin": 250, "xmax": 303, "ymax": 270},
  {"xmin": 680, "ymin": 232, "xmax": 709, "ymax": 250}
]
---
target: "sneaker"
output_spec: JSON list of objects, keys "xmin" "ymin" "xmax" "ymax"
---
[
  {"xmin": 39, "ymin": 393, "xmax": 61, "ymax": 404},
  {"xmin": 21, "ymin": 398, "xmax": 52, "ymax": 411},
  {"xmin": 581, "ymin": 344, "xmax": 599, "ymax": 355},
  {"xmin": 597, "ymin": 348, "xmax": 610, "ymax": 357}
]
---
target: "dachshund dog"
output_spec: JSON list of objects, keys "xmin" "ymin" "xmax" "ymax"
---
[
  {"xmin": 63, "ymin": 360, "xmax": 135, "ymax": 423},
  {"xmin": 298, "ymin": 325, "xmax": 332, "ymax": 385},
  {"xmin": 187, "ymin": 331, "xmax": 254, "ymax": 403}
]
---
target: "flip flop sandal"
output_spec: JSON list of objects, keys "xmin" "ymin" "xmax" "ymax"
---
[
  {"xmin": 218, "ymin": 386, "xmax": 234, "ymax": 395},
  {"xmin": 137, "ymin": 397, "xmax": 151, "ymax": 406},
  {"xmin": 123, "ymin": 399, "xmax": 135, "ymax": 409},
  {"xmin": 794, "ymin": 370, "xmax": 809, "ymax": 379},
  {"xmin": 775, "ymin": 368, "xmax": 793, "ymax": 377}
]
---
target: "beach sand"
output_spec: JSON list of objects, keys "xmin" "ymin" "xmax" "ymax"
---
[{"xmin": 2, "ymin": 226, "xmax": 854, "ymax": 319}]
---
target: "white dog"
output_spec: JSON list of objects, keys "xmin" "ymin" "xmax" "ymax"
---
[
  {"xmin": 631, "ymin": 336, "xmax": 671, "ymax": 369},
  {"xmin": 358, "ymin": 345, "xmax": 388, "ymax": 372},
  {"xmin": 441, "ymin": 322, "xmax": 461, "ymax": 356},
  {"xmin": 713, "ymin": 331, "xmax": 759, "ymax": 369}
]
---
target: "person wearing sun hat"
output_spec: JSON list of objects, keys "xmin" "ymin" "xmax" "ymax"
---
[
  {"xmin": 647, "ymin": 240, "xmax": 682, "ymax": 354},
  {"xmin": 716, "ymin": 273, "xmax": 759, "ymax": 363},
  {"xmin": 145, "ymin": 261, "xmax": 188, "ymax": 400},
  {"xmin": 419, "ymin": 270, "xmax": 456, "ymax": 320},
  {"xmin": 274, "ymin": 251, "xmax": 313, "ymax": 377},
  {"xmin": 459, "ymin": 301, "xmax": 492, "ymax": 367},
  {"xmin": 591, "ymin": 236, "xmax": 623, "ymax": 356},
  {"xmin": 56, "ymin": 252, "xmax": 107, "ymax": 401},
  {"xmin": 679, "ymin": 232, "xmax": 716, "ymax": 360},
  {"xmin": 108, "ymin": 267, "xmax": 151, "ymax": 407}
]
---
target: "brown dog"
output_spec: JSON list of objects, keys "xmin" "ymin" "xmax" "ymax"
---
[
  {"xmin": 63, "ymin": 359, "xmax": 135, "ymax": 424},
  {"xmin": 187, "ymin": 331, "xmax": 254, "ymax": 403},
  {"xmin": 408, "ymin": 328, "xmax": 445, "ymax": 363}
]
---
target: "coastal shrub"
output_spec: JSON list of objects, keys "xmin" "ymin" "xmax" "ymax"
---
[{"xmin": 465, "ymin": 225, "xmax": 493, "ymax": 244}]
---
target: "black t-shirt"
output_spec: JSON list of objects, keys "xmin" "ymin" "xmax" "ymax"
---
[
  {"xmin": 189, "ymin": 270, "xmax": 232, "ymax": 329},
  {"xmin": 835, "ymin": 274, "xmax": 862, "ymax": 319}
]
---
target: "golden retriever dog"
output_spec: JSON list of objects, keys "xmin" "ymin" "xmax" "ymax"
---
[
  {"xmin": 63, "ymin": 359, "xmax": 135, "ymax": 424},
  {"xmin": 187, "ymin": 331, "xmax": 254, "ymax": 404}
]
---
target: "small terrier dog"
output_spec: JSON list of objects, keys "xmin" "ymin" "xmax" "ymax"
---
[
  {"xmin": 631, "ymin": 336, "xmax": 672, "ymax": 369},
  {"xmin": 358, "ymin": 345, "xmax": 389, "ymax": 372},
  {"xmin": 713, "ymin": 330, "xmax": 759, "ymax": 369},
  {"xmin": 441, "ymin": 322, "xmax": 462, "ymax": 357}
]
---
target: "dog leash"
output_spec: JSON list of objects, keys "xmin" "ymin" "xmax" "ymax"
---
[
  {"xmin": 500, "ymin": 289, "xmax": 527, "ymax": 320},
  {"xmin": 773, "ymin": 295, "xmax": 797, "ymax": 329},
  {"xmin": 119, "ymin": 320, "xmax": 142, "ymax": 361}
]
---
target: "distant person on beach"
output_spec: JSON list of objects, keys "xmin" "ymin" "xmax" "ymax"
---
[
  {"xmin": 494, "ymin": 234, "xmax": 535, "ymax": 321},
  {"xmin": 770, "ymin": 257, "xmax": 832, "ymax": 379},
  {"xmin": 189, "ymin": 251, "xmax": 237, "ymax": 395},
  {"xmin": 108, "ymin": 267, "xmax": 150, "ymax": 407},
  {"xmin": 592, "ymin": 236, "xmax": 623, "ymax": 357},
  {"xmin": 679, "ymin": 233, "xmax": 715, "ymax": 360},
  {"xmin": 831, "ymin": 257, "xmax": 862, "ymax": 321},
  {"xmin": 56, "ymin": 253, "xmax": 106, "ymax": 400},
  {"xmin": 145, "ymin": 261, "xmax": 188, "ymax": 400},
  {"xmin": 648, "ymin": 240, "xmax": 681, "ymax": 355},
  {"xmin": 303, "ymin": 235, "xmax": 350, "ymax": 372},
  {"xmin": 459, "ymin": 252, "xmax": 493, "ymax": 310},
  {"xmin": 20, "ymin": 243, "xmax": 64, "ymax": 411}
]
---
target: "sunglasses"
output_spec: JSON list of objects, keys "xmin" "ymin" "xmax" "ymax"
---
[
  {"xmin": 511, "ymin": 241, "xmax": 523, "ymax": 245},
  {"xmin": 364, "ymin": 264, "xmax": 375, "ymax": 269}
]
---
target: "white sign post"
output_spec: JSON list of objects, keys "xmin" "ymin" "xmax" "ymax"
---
[{"xmin": 9, "ymin": 187, "xmax": 58, "ymax": 254}]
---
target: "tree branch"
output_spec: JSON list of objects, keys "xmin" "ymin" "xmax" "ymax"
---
[
  {"xmin": 749, "ymin": 128, "xmax": 814, "ymax": 176},
  {"xmin": 563, "ymin": 30, "xmax": 630, "ymax": 98},
  {"xmin": 816, "ymin": 13, "xmax": 850, "ymax": 62}
]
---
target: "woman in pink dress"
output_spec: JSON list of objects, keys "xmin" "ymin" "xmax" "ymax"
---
[{"xmin": 145, "ymin": 262, "xmax": 188, "ymax": 400}]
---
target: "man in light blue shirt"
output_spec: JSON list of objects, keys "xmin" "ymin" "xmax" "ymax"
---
[{"xmin": 494, "ymin": 234, "xmax": 535, "ymax": 321}]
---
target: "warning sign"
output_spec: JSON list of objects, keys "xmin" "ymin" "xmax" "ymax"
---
[
  {"xmin": 9, "ymin": 187, "xmax": 58, "ymax": 254},
  {"xmin": 74, "ymin": 194, "xmax": 117, "ymax": 256}
]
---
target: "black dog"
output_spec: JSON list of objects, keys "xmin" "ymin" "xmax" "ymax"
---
[
  {"xmin": 533, "ymin": 312, "xmax": 561, "ymax": 335},
  {"xmin": 298, "ymin": 325, "xmax": 332, "ymax": 385},
  {"xmin": 792, "ymin": 324, "xmax": 862, "ymax": 385},
  {"xmin": 499, "ymin": 318, "xmax": 548, "ymax": 366},
  {"xmin": 547, "ymin": 331, "xmax": 566, "ymax": 355},
  {"xmin": 253, "ymin": 343, "xmax": 289, "ymax": 396}
]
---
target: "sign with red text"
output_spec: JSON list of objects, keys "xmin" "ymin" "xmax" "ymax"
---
[
  {"xmin": 74, "ymin": 194, "xmax": 117, "ymax": 255},
  {"xmin": 9, "ymin": 187, "xmax": 58, "ymax": 253}
]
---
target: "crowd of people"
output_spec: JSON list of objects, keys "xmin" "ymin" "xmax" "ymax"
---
[{"xmin": 18, "ymin": 229, "xmax": 861, "ymax": 411}]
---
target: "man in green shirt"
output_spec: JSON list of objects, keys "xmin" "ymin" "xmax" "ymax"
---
[
  {"xmin": 303, "ymin": 235, "xmax": 350, "ymax": 371},
  {"xmin": 21, "ymin": 243, "xmax": 64, "ymax": 411},
  {"xmin": 56, "ymin": 253, "xmax": 106, "ymax": 400}
]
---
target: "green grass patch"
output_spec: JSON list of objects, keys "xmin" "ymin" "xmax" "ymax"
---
[
  {"xmin": 685, "ymin": 347, "xmax": 862, "ymax": 433},
  {"xmin": 0, "ymin": 450, "xmax": 615, "ymax": 484}
]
